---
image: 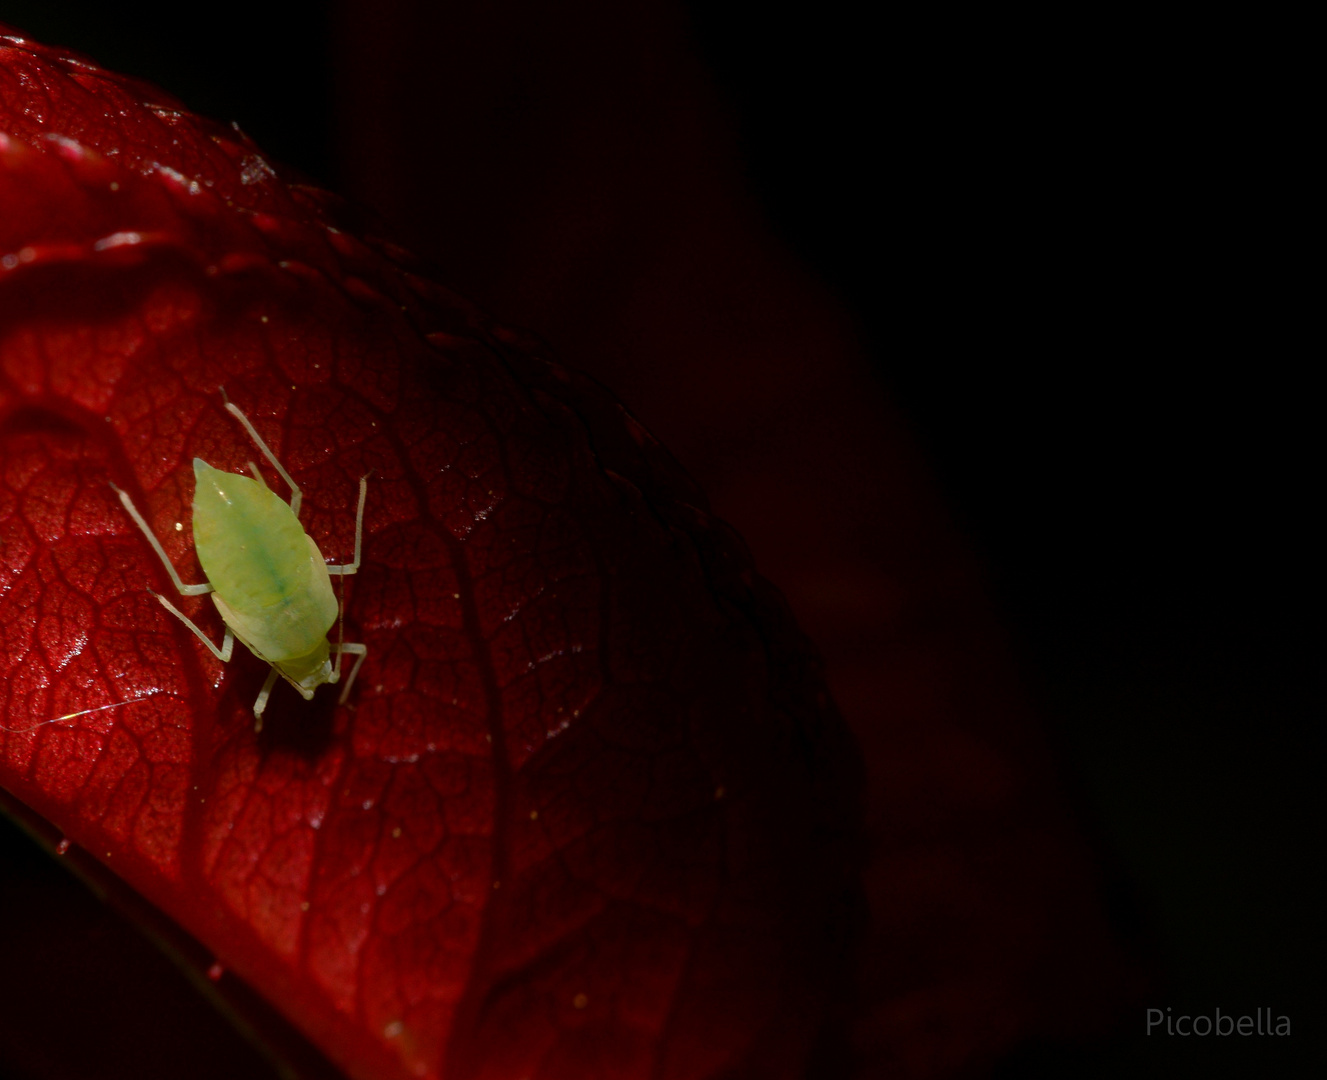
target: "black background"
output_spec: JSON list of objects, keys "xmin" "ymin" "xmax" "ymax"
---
[{"xmin": 0, "ymin": 3, "xmax": 1317, "ymax": 1078}]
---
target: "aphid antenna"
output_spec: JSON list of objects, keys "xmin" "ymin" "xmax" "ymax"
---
[{"xmin": 0, "ymin": 693, "xmax": 164, "ymax": 733}]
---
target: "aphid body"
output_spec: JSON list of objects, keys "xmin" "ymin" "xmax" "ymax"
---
[
  {"xmin": 192, "ymin": 458, "xmax": 339, "ymax": 696},
  {"xmin": 113, "ymin": 396, "xmax": 367, "ymax": 728}
]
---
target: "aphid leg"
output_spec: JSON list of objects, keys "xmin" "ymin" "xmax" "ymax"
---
[
  {"xmin": 325, "ymin": 474, "xmax": 369, "ymax": 577},
  {"xmin": 220, "ymin": 392, "xmax": 303, "ymax": 518},
  {"xmin": 150, "ymin": 591, "xmax": 235, "ymax": 662},
  {"xmin": 327, "ymin": 565, "xmax": 368, "ymax": 705},
  {"xmin": 247, "ymin": 460, "xmax": 269, "ymax": 490},
  {"xmin": 330, "ymin": 642, "xmax": 368, "ymax": 704},
  {"xmin": 252, "ymin": 668, "xmax": 280, "ymax": 732},
  {"xmin": 110, "ymin": 484, "xmax": 214, "ymax": 596}
]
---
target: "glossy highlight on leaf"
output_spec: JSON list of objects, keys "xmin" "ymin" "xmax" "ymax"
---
[{"xmin": 0, "ymin": 26, "xmax": 862, "ymax": 1080}]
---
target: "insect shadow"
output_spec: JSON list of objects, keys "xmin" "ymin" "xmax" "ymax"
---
[
  {"xmin": 112, "ymin": 391, "xmax": 369, "ymax": 732},
  {"xmin": 224, "ymin": 647, "xmax": 341, "ymax": 757}
]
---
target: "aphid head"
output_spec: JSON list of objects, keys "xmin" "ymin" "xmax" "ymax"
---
[{"xmin": 276, "ymin": 639, "xmax": 333, "ymax": 699}]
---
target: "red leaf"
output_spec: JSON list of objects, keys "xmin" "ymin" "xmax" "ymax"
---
[{"xmin": 0, "ymin": 28, "xmax": 861, "ymax": 1080}]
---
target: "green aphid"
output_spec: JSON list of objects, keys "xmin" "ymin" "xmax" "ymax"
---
[{"xmin": 112, "ymin": 394, "xmax": 368, "ymax": 730}]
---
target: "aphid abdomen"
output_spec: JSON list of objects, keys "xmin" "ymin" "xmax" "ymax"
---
[{"xmin": 191, "ymin": 459, "xmax": 338, "ymax": 663}]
